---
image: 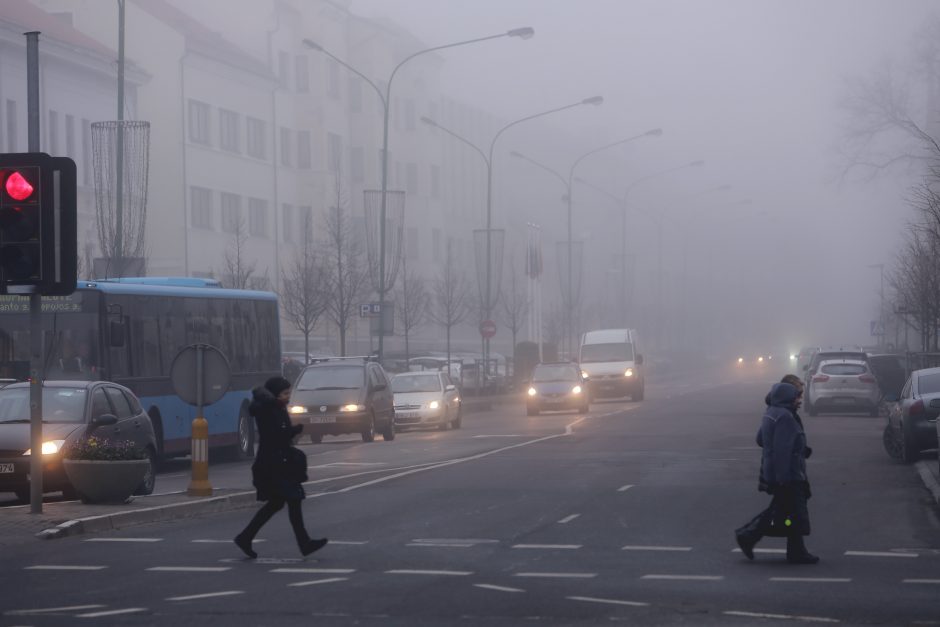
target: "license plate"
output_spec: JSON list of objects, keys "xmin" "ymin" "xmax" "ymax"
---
[
  {"xmin": 310, "ymin": 416, "xmax": 336, "ymax": 424},
  {"xmin": 0, "ymin": 463, "xmax": 14, "ymax": 473},
  {"xmin": 396, "ymin": 412, "xmax": 419, "ymax": 419}
]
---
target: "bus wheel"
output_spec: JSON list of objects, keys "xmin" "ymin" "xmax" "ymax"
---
[{"xmin": 234, "ymin": 410, "xmax": 254, "ymax": 459}]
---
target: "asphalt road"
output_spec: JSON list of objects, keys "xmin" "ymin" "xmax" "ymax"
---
[{"xmin": 2, "ymin": 369, "xmax": 938, "ymax": 626}]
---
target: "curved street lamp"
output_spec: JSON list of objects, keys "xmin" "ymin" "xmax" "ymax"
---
[{"xmin": 303, "ymin": 26, "xmax": 534, "ymax": 361}]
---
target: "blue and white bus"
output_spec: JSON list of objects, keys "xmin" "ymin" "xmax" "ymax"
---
[{"xmin": 0, "ymin": 277, "xmax": 280, "ymax": 460}]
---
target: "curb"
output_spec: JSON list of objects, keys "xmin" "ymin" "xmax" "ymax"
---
[
  {"xmin": 914, "ymin": 460, "xmax": 940, "ymax": 507},
  {"xmin": 36, "ymin": 489, "xmax": 258, "ymax": 540}
]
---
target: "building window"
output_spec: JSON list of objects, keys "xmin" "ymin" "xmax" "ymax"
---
[
  {"xmin": 297, "ymin": 130, "xmax": 311, "ymax": 169},
  {"xmin": 295, "ymin": 54, "xmax": 309, "ymax": 93},
  {"xmin": 406, "ymin": 226, "xmax": 419, "ymax": 261},
  {"xmin": 247, "ymin": 117, "xmax": 265, "ymax": 159},
  {"xmin": 248, "ymin": 197, "xmax": 268, "ymax": 237},
  {"xmin": 65, "ymin": 114, "xmax": 75, "ymax": 159},
  {"xmin": 219, "ymin": 109, "xmax": 239, "ymax": 153},
  {"xmin": 327, "ymin": 132, "xmax": 342, "ymax": 172},
  {"xmin": 430, "ymin": 164, "xmax": 440, "ymax": 198},
  {"xmin": 348, "ymin": 78, "xmax": 362, "ymax": 113},
  {"xmin": 221, "ymin": 192, "xmax": 241, "ymax": 233},
  {"xmin": 279, "ymin": 127, "xmax": 292, "ymax": 166},
  {"xmin": 190, "ymin": 186, "xmax": 212, "ymax": 229},
  {"xmin": 82, "ymin": 119, "xmax": 92, "ymax": 186},
  {"xmin": 188, "ymin": 100, "xmax": 210, "ymax": 145},
  {"xmin": 282, "ymin": 203, "xmax": 294, "ymax": 243},
  {"xmin": 405, "ymin": 99, "xmax": 416, "ymax": 131},
  {"xmin": 48, "ymin": 110, "xmax": 59, "ymax": 154},
  {"xmin": 432, "ymin": 228, "xmax": 441, "ymax": 262},
  {"xmin": 327, "ymin": 59, "xmax": 340, "ymax": 99},
  {"xmin": 5, "ymin": 100, "xmax": 15, "ymax": 152},
  {"xmin": 406, "ymin": 162, "xmax": 418, "ymax": 195},
  {"xmin": 278, "ymin": 51, "xmax": 289, "ymax": 89},
  {"xmin": 298, "ymin": 205, "xmax": 313, "ymax": 238},
  {"xmin": 350, "ymin": 146, "xmax": 365, "ymax": 183}
]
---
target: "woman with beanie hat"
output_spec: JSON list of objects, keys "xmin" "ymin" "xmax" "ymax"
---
[{"xmin": 234, "ymin": 376, "xmax": 327, "ymax": 558}]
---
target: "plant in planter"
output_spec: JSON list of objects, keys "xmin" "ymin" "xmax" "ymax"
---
[{"xmin": 62, "ymin": 436, "xmax": 149, "ymax": 504}]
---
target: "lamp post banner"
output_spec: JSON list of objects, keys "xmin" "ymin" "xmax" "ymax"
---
[
  {"xmin": 364, "ymin": 189, "xmax": 405, "ymax": 295},
  {"xmin": 473, "ymin": 228, "xmax": 505, "ymax": 313}
]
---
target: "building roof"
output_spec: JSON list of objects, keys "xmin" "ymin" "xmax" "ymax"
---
[{"xmin": 0, "ymin": 0, "xmax": 117, "ymax": 59}]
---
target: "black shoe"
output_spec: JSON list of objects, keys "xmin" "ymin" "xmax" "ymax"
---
[
  {"xmin": 301, "ymin": 537, "xmax": 328, "ymax": 557},
  {"xmin": 234, "ymin": 534, "xmax": 257, "ymax": 559},
  {"xmin": 787, "ymin": 552, "xmax": 820, "ymax": 564},
  {"xmin": 735, "ymin": 532, "xmax": 756, "ymax": 560}
]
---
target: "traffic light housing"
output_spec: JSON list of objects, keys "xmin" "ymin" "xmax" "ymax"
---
[{"xmin": 0, "ymin": 153, "xmax": 76, "ymax": 295}]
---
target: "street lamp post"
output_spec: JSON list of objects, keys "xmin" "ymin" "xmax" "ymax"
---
[
  {"xmin": 423, "ymin": 96, "xmax": 603, "ymax": 381},
  {"xmin": 868, "ymin": 263, "xmax": 885, "ymax": 347},
  {"xmin": 303, "ymin": 26, "xmax": 534, "ymax": 361}
]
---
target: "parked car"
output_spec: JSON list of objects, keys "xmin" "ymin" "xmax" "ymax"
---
[
  {"xmin": 391, "ymin": 371, "xmax": 461, "ymax": 431},
  {"xmin": 806, "ymin": 359, "xmax": 880, "ymax": 416},
  {"xmin": 0, "ymin": 380, "xmax": 158, "ymax": 502},
  {"xmin": 867, "ymin": 353, "xmax": 908, "ymax": 406},
  {"xmin": 288, "ymin": 358, "xmax": 395, "ymax": 443},
  {"xmin": 802, "ymin": 349, "xmax": 869, "ymax": 413},
  {"xmin": 526, "ymin": 362, "xmax": 589, "ymax": 416},
  {"xmin": 883, "ymin": 366, "xmax": 940, "ymax": 463}
]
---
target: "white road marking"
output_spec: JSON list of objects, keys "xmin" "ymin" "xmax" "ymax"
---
[
  {"xmin": 617, "ymin": 484, "xmax": 634, "ymax": 492},
  {"xmin": 385, "ymin": 569, "xmax": 472, "ymax": 576},
  {"xmin": 194, "ymin": 539, "xmax": 267, "ymax": 544},
  {"xmin": 271, "ymin": 568, "xmax": 355, "ymax": 574},
  {"xmin": 327, "ymin": 540, "xmax": 368, "ymax": 545},
  {"xmin": 904, "ymin": 579, "xmax": 940, "ymax": 584},
  {"xmin": 146, "ymin": 567, "xmax": 231, "ymax": 572},
  {"xmin": 844, "ymin": 550, "xmax": 917, "ymax": 558},
  {"xmin": 557, "ymin": 514, "xmax": 580, "ymax": 524},
  {"xmin": 84, "ymin": 537, "xmax": 163, "ymax": 543},
  {"xmin": 622, "ymin": 545, "xmax": 691, "ymax": 552},
  {"xmin": 641, "ymin": 574, "xmax": 723, "ymax": 581},
  {"xmin": 407, "ymin": 542, "xmax": 473, "ymax": 548},
  {"xmin": 5, "ymin": 604, "xmax": 105, "ymax": 615},
  {"xmin": 474, "ymin": 583, "xmax": 525, "ymax": 593},
  {"xmin": 166, "ymin": 591, "xmax": 244, "ymax": 601},
  {"xmin": 473, "ymin": 435, "xmax": 527, "ymax": 438},
  {"xmin": 288, "ymin": 577, "xmax": 349, "ymax": 587},
  {"xmin": 25, "ymin": 565, "xmax": 107, "ymax": 571},
  {"xmin": 770, "ymin": 577, "xmax": 851, "ymax": 583},
  {"xmin": 309, "ymin": 461, "xmax": 387, "ymax": 468},
  {"xmin": 512, "ymin": 544, "xmax": 582, "ymax": 550},
  {"xmin": 76, "ymin": 608, "xmax": 148, "ymax": 618},
  {"xmin": 567, "ymin": 596, "xmax": 648, "ymax": 607},
  {"xmin": 514, "ymin": 572, "xmax": 596, "ymax": 579},
  {"xmin": 411, "ymin": 538, "xmax": 498, "ymax": 546},
  {"xmin": 725, "ymin": 610, "xmax": 839, "ymax": 623},
  {"xmin": 732, "ymin": 547, "xmax": 785, "ymax": 554}
]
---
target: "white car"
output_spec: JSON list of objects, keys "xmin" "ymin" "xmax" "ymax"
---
[
  {"xmin": 807, "ymin": 359, "xmax": 880, "ymax": 416},
  {"xmin": 391, "ymin": 371, "xmax": 461, "ymax": 430}
]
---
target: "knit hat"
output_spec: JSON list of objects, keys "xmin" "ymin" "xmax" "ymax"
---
[{"xmin": 264, "ymin": 376, "xmax": 292, "ymax": 396}]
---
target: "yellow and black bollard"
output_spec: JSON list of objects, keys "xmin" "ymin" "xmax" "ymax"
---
[{"xmin": 187, "ymin": 415, "xmax": 213, "ymax": 496}]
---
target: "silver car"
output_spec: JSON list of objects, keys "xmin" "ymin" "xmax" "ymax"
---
[
  {"xmin": 807, "ymin": 359, "xmax": 880, "ymax": 416},
  {"xmin": 391, "ymin": 372, "xmax": 462, "ymax": 430}
]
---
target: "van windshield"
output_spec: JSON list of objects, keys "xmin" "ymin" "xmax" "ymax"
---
[{"xmin": 580, "ymin": 343, "xmax": 634, "ymax": 363}]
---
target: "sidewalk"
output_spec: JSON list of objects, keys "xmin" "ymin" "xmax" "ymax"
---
[{"xmin": 915, "ymin": 459, "xmax": 940, "ymax": 507}]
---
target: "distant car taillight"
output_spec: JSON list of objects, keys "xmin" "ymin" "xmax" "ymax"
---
[
  {"xmin": 910, "ymin": 399, "xmax": 925, "ymax": 416},
  {"xmin": 812, "ymin": 374, "xmax": 829, "ymax": 383},
  {"xmin": 858, "ymin": 374, "xmax": 877, "ymax": 384}
]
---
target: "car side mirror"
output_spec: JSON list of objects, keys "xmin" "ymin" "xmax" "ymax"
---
[
  {"xmin": 635, "ymin": 354, "xmax": 644, "ymax": 365},
  {"xmin": 445, "ymin": 384, "xmax": 456, "ymax": 391},
  {"xmin": 91, "ymin": 413, "xmax": 118, "ymax": 427},
  {"xmin": 373, "ymin": 383, "xmax": 387, "ymax": 392},
  {"xmin": 110, "ymin": 321, "xmax": 125, "ymax": 347},
  {"xmin": 884, "ymin": 393, "xmax": 899, "ymax": 403},
  {"xmin": 929, "ymin": 399, "xmax": 940, "ymax": 409}
]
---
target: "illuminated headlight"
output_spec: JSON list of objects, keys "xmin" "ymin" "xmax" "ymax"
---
[
  {"xmin": 340, "ymin": 404, "xmax": 363, "ymax": 412},
  {"xmin": 624, "ymin": 368, "xmax": 634, "ymax": 377},
  {"xmin": 527, "ymin": 387, "xmax": 537, "ymax": 396},
  {"xmin": 790, "ymin": 354, "xmax": 797, "ymax": 361},
  {"xmin": 737, "ymin": 357, "xmax": 744, "ymax": 363},
  {"xmin": 580, "ymin": 370, "xmax": 589, "ymax": 379},
  {"xmin": 757, "ymin": 357, "xmax": 764, "ymax": 363},
  {"xmin": 23, "ymin": 440, "xmax": 65, "ymax": 456},
  {"xmin": 428, "ymin": 400, "xmax": 440, "ymax": 410},
  {"xmin": 572, "ymin": 385, "xmax": 582, "ymax": 394},
  {"xmin": 289, "ymin": 405, "xmax": 307, "ymax": 414}
]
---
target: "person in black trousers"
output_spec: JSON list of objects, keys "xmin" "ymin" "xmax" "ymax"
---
[
  {"xmin": 234, "ymin": 376, "xmax": 327, "ymax": 558},
  {"xmin": 735, "ymin": 378, "xmax": 819, "ymax": 564}
]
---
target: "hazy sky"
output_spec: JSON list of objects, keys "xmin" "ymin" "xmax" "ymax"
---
[{"xmin": 349, "ymin": 0, "xmax": 935, "ymax": 349}]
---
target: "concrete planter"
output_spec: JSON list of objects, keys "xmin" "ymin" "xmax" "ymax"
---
[{"xmin": 62, "ymin": 459, "xmax": 148, "ymax": 504}]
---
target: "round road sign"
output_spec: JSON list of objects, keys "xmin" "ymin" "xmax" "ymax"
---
[{"xmin": 479, "ymin": 319, "xmax": 497, "ymax": 339}]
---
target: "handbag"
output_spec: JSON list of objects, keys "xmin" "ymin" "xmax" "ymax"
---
[{"xmin": 285, "ymin": 446, "xmax": 308, "ymax": 483}]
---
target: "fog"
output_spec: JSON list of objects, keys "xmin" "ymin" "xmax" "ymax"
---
[{"xmin": 346, "ymin": 0, "xmax": 931, "ymax": 355}]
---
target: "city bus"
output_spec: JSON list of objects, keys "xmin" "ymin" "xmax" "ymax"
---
[{"xmin": 0, "ymin": 277, "xmax": 280, "ymax": 460}]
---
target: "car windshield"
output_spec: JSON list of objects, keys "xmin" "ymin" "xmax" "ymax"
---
[
  {"xmin": 296, "ymin": 366, "xmax": 363, "ymax": 390},
  {"xmin": 392, "ymin": 374, "xmax": 441, "ymax": 393},
  {"xmin": 0, "ymin": 387, "xmax": 87, "ymax": 423},
  {"xmin": 580, "ymin": 343, "xmax": 634, "ymax": 363},
  {"xmin": 821, "ymin": 363, "xmax": 867, "ymax": 376},
  {"xmin": 917, "ymin": 372, "xmax": 940, "ymax": 395},
  {"xmin": 532, "ymin": 364, "xmax": 579, "ymax": 382}
]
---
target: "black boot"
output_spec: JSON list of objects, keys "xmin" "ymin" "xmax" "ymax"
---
[
  {"xmin": 301, "ymin": 538, "xmax": 328, "ymax": 556},
  {"xmin": 735, "ymin": 531, "xmax": 757, "ymax": 560},
  {"xmin": 234, "ymin": 533, "xmax": 257, "ymax": 559},
  {"xmin": 786, "ymin": 534, "xmax": 819, "ymax": 564}
]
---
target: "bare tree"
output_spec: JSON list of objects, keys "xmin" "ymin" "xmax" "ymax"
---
[
  {"xmin": 499, "ymin": 257, "xmax": 529, "ymax": 352},
  {"xmin": 280, "ymin": 212, "xmax": 329, "ymax": 363},
  {"xmin": 324, "ymin": 163, "xmax": 369, "ymax": 356},
  {"xmin": 395, "ymin": 255, "xmax": 428, "ymax": 364},
  {"xmin": 219, "ymin": 214, "xmax": 268, "ymax": 289},
  {"xmin": 429, "ymin": 239, "xmax": 471, "ymax": 368}
]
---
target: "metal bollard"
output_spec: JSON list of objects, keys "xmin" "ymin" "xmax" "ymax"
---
[{"xmin": 187, "ymin": 415, "xmax": 213, "ymax": 496}]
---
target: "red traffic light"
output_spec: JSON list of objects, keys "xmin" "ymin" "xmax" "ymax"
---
[{"xmin": 4, "ymin": 171, "xmax": 35, "ymax": 202}]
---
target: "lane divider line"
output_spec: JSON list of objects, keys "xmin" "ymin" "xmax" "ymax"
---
[
  {"xmin": 567, "ymin": 596, "xmax": 648, "ymax": 608},
  {"xmin": 641, "ymin": 574, "xmax": 723, "ymax": 581},
  {"xmin": 166, "ymin": 591, "xmax": 244, "ymax": 601},
  {"xmin": 769, "ymin": 577, "xmax": 851, "ymax": 583},
  {"xmin": 512, "ymin": 544, "xmax": 581, "ymax": 550},
  {"xmin": 146, "ymin": 567, "xmax": 230, "ymax": 572},
  {"xmin": 474, "ymin": 583, "xmax": 525, "ymax": 593},
  {"xmin": 385, "ymin": 569, "xmax": 472, "ymax": 576},
  {"xmin": 288, "ymin": 577, "xmax": 349, "ymax": 587},
  {"xmin": 724, "ymin": 610, "xmax": 839, "ymax": 623},
  {"xmin": 5, "ymin": 604, "xmax": 106, "ymax": 615},
  {"xmin": 617, "ymin": 484, "xmax": 634, "ymax": 492},
  {"xmin": 25, "ymin": 565, "xmax": 107, "ymax": 571},
  {"xmin": 270, "ymin": 568, "xmax": 355, "ymax": 574},
  {"xmin": 622, "ymin": 545, "xmax": 691, "ymax": 552},
  {"xmin": 844, "ymin": 550, "xmax": 917, "ymax": 558},
  {"xmin": 75, "ymin": 608, "xmax": 148, "ymax": 618},
  {"xmin": 84, "ymin": 538, "xmax": 162, "ymax": 543},
  {"xmin": 514, "ymin": 572, "xmax": 596, "ymax": 579},
  {"xmin": 557, "ymin": 514, "xmax": 581, "ymax": 524}
]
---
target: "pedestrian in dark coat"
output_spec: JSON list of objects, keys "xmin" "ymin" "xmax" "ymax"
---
[
  {"xmin": 735, "ymin": 380, "xmax": 819, "ymax": 564},
  {"xmin": 234, "ymin": 376, "xmax": 327, "ymax": 558}
]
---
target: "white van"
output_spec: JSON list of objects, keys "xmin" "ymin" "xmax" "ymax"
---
[{"xmin": 578, "ymin": 329, "xmax": 644, "ymax": 401}]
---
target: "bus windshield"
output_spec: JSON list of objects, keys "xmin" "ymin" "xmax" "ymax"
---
[{"xmin": 580, "ymin": 343, "xmax": 635, "ymax": 363}]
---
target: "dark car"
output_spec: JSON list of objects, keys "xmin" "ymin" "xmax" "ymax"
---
[
  {"xmin": 802, "ymin": 350, "xmax": 869, "ymax": 413},
  {"xmin": 0, "ymin": 381, "xmax": 158, "ymax": 502},
  {"xmin": 287, "ymin": 358, "xmax": 395, "ymax": 443},
  {"xmin": 526, "ymin": 362, "xmax": 589, "ymax": 416},
  {"xmin": 883, "ymin": 366, "xmax": 940, "ymax": 463}
]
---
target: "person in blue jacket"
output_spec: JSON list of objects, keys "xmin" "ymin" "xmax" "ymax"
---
[{"xmin": 736, "ymin": 380, "xmax": 819, "ymax": 564}]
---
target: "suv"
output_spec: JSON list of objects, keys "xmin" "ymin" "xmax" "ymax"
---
[
  {"xmin": 802, "ymin": 349, "xmax": 868, "ymax": 413},
  {"xmin": 287, "ymin": 358, "xmax": 395, "ymax": 443}
]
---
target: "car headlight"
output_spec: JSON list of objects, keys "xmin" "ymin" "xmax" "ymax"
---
[
  {"xmin": 428, "ymin": 400, "xmax": 440, "ymax": 409},
  {"xmin": 624, "ymin": 368, "xmax": 634, "ymax": 377},
  {"xmin": 580, "ymin": 370, "xmax": 589, "ymax": 379},
  {"xmin": 572, "ymin": 385, "xmax": 582, "ymax": 394},
  {"xmin": 23, "ymin": 440, "xmax": 65, "ymax": 456},
  {"xmin": 340, "ymin": 404, "xmax": 363, "ymax": 412},
  {"xmin": 737, "ymin": 357, "xmax": 744, "ymax": 363},
  {"xmin": 289, "ymin": 405, "xmax": 307, "ymax": 414},
  {"xmin": 527, "ymin": 387, "xmax": 537, "ymax": 396},
  {"xmin": 790, "ymin": 354, "xmax": 797, "ymax": 361},
  {"xmin": 757, "ymin": 356, "xmax": 764, "ymax": 363}
]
